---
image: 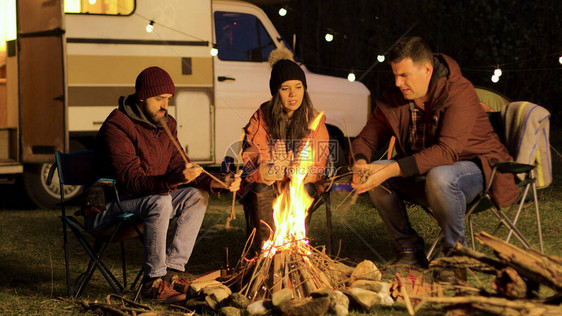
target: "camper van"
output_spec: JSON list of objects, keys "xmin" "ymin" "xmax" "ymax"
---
[{"xmin": 0, "ymin": 0, "xmax": 370, "ymax": 208}]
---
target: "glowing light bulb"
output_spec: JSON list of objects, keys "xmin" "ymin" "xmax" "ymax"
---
[
  {"xmin": 347, "ymin": 72, "xmax": 356, "ymax": 82},
  {"xmin": 559, "ymin": 56, "xmax": 562, "ymax": 65},
  {"xmin": 89, "ymin": 0, "xmax": 96, "ymax": 4},
  {"xmin": 494, "ymin": 68, "xmax": 502, "ymax": 77},
  {"xmin": 491, "ymin": 74, "xmax": 499, "ymax": 83},
  {"xmin": 146, "ymin": 20, "xmax": 154, "ymax": 33},
  {"xmin": 325, "ymin": 33, "xmax": 334, "ymax": 42},
  {"xmin": 278, "ymin": 8, "xmax": 287, "ymax": 16},
  {"xmin": 210, "ymin": 47, "xmax": 218, "ymax": 56},
  {"xmin": 377, "ymin": 55, "xmax": 385, "ymax": 62}
]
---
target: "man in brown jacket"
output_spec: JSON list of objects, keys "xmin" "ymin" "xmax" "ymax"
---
[
  {"xmin": 88, "ymin": 66, "xmax": 240, "ymax": 303},
  {"xmin": 351, "ymin": 37, "xmax": 518, "ymax": 269}
]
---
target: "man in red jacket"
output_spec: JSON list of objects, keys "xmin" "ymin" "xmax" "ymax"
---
[
  {"xmin": 88, "ymin": 66, "xmax": 240, "ymax": 303},
  {"xmin": 351, "ymin": 37, "xmax": 518, "ymax": 270}
]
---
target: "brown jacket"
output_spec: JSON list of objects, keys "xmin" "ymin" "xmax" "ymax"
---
[
  {"xmin": 243, "ymin": 103, "xmax": 330, "ymax": 184},
  {"xmin": 352, "ymin": 54, "xmax": 519, "ymax": 207},
  {"xmin": 94, "ymin": 95, "xmax": 212, "ymax": 196}
]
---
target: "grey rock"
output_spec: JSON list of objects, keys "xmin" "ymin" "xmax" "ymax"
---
[
  {"xmin": 278, "ymin": 296, "xmax": 330, "ymax": 316},
  {"xmin": 329, "ymin": 290, "xmax": 349, "ymax": 316},
  {"xmin": 220, "ymin": 306, "xmax": 242, "ymax": 316},
  {"xmin": 346, "ymin": 287, "xmax": 382, "ymax": 310},
  {"xmin": 378, "ymin": 292, "xmax": 394, "ymax": 306},
  {"xmin": 188, "ymin": 280, "xmax": 222, "ymax": 296},
  {"xmin": 246, "ymin": 300, "xmax": 272, "ymax": 316},
  {"xmin": 350, "ymin": 260, "xmax": 382, "ymax": 282},
  {"xmin": 204, "ymin": 284, "xmax": 231, "ymax": 310},
  {"xmin": 229, "ymin": 293, "xmax": 250, "ymax": 309},
  {"xmin": 349, "ymin": 280, "xmax": 383, "ymax": 293},
  {"xmin": 271, "ymin": 288, "xmax": 293, "ymax": 306}
]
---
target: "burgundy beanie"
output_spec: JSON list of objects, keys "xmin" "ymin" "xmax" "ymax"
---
[
  {"xmin": 135, "ymin": 66, "xmax": 175, "ymax": 100},
  {"xmin": 269, "ymin": 59, "xmax": 307, "ymax": 96}
]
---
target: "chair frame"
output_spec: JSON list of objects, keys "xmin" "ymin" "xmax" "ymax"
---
[
  {"xmin": 424, "ymin": 160, "xmax": 544, "ymax": 260},
  {"xmin": 466, "ymin": 161, "xmax": 543, "ymax": 253},
  {"xmin": 47, "ymin": 150, "xmax": 144, "ymax": 299}
]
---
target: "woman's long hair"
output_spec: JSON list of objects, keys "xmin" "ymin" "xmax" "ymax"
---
[{"xmin": 263, "ymin": 90, "xmax": 315, "ymax": 151}]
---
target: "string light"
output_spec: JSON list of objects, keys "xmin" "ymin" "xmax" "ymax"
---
[
  {"xmin": 559, "ymin": 56, "xmax": 562, "ymax": 65},
  {"xmin": 325, "ymin": 32, "xmax": 334, "ymax": 42},
  {"xmin": 347, "ymin": 72, "xmax": 356, "ymax": 82},
  {"xmin": 278, "ymin": 7, "xmax": 287, "ymax": 17},
  {"xmin": 88, "ymin": 0, "xmax": 96, "ymax": 4},
  {"xmin": 377, "ymin": 55, "xmax": 385, "ymax": 62},
  {"xmin": 494, "ymin": 66, "xmax": 502, "ymax": 77},
  {"xmin": 491, "ymin": 74, "xmax": 499, "ymax": 83},
  {"xmin": 145, "ymin": 20, "xmax": 154, "ymax": 33},
  {"xmin": 210, "ymin": 44, "xmax": 218, "ymax": 56}
]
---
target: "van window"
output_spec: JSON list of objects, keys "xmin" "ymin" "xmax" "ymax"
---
[
  {"xmin": 214, "ymin": 11, "xmax": 276, "ymax": 62},
  {"xmin": 65, "ymin": 0, "xmax": 134, "ymax": 15}
]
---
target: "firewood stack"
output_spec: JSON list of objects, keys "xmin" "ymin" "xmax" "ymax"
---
[
  {"xmin": 226, "ymin": 243, "xmax": 347, "ymax": 302},
  {"xmin": 404, "ymin": 232, "xmax": 562, "ymax": 315}
]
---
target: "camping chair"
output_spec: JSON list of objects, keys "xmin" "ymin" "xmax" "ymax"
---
[
  {"xmin": 46, "ymin": 150, "xmax": 144, "ymax": 299},
  {"xmin": 424, "ymin": 101, "xmax": 551, "ymax": 258}
]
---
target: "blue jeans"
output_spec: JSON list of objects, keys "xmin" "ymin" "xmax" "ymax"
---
[
  {"xmin": 368, "ymin": 160, "xmax": 483, "ymax": 252},
  {"xmin": 86, "ymin": 186, "xmax": 209, "ymax": 278}
]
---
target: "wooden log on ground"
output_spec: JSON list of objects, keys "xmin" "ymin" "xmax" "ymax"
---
[
  {"xmin": 410, "ymin": 295, "xmax": 562, "ymax": 315},
  {"xmin": 449, "ymin": 242, "xmax": 506, "ymax": 271},
  {"xmin": 475, "ymin": 232, "xmax": 562, "ymax": 291},
  {"xmin": 492, "ymin": 267, "xmax": 529, "ymax": 299}
]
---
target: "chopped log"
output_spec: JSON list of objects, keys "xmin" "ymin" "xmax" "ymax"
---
[
  {"xmin": 448, "ymin": 242, "xmax": 506, "ymax": 271},
  {"xmin": 475, "ymin": 232, "xmax": 562, "ymax": 291},
  {"xmin": 410, "ymin": 295, "xmax": 562, "ymax": 315},
  {"xmin": 492, "ymin": 267, "xmax": 528, "ymax": 299}
]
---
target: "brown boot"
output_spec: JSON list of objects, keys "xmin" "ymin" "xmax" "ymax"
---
[{"xmin": 142, "ymin": 278, "xmax": 186, "ymax": 304}]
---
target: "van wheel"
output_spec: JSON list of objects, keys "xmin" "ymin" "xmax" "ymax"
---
[{"xmin": 23, "ymin": 163, "xmax": 83, "ymax": 209}]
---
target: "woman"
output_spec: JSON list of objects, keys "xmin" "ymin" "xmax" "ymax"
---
[{"xmin": 242, "ymin": 48, "xmax": 330, "ymax": 251}]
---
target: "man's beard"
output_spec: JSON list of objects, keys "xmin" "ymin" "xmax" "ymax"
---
[{"xmin": 149, "ymin": 110, "xmax": 167, "ymax": 124}]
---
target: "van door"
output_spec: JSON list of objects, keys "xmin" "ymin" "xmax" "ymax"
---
[
  {"xmin": 17, "ymin": 0, "xmax": 66, "ymax": 162},
  {"xmin": 212, "ymin": 3, "xmax": 281, "ymax": 162},
  {"xmin": 17, "ymin": 0, "xmax": 69, "ymax": 209}
]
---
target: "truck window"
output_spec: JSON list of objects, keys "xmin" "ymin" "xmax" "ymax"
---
[
  {"xmin": 64, "ymin": 0, "xmax": 134, "ymax": 15},
  {"xmin": 214, "ymin": 11, "xmax": 276, "ymax": 62}
]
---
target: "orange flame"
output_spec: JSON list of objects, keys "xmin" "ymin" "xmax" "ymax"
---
[{"xmin": 262, "ymin": 112, "xmax": 325, "ymax": 258}]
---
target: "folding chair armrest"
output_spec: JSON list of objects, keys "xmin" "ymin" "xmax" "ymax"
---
[
  {"xmin": 494, "ymin": 161, "xmax": 535, "ymax": 174},
  {"xmin": 94, "ymin": 178, "xmax": 117, "ymax": 187}
]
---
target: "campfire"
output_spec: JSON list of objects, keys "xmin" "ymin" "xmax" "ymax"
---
[{"xmin": 226, "ymin": 112, "xmax": 347, "ymax": 301}]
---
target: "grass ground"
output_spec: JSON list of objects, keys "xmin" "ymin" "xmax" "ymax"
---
[{"xmin": 1, "ymin": 130, "xmax": 560, "ymax": 315}]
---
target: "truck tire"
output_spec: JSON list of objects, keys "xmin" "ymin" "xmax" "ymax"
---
[{"xmin": 23, "ymin": 163, "xmax": 83, "ymax": 209}]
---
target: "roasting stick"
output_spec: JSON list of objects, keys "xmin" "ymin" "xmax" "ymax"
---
[
  {"xmin": 225, "ymin": 129, "xmax": 245, "ymax": 229},
  {"xmin": 159, "ymin": 117, "xmax": 228, "ymax": 187}
]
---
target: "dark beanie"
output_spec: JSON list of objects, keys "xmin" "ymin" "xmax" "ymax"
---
[
  {"xmin": 135, "ymin": 66, "xmax": 175, "ymax": 100},
  {"xmin": 269, "ymin": 59, "xmax": 307, "ymax": 96}
]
